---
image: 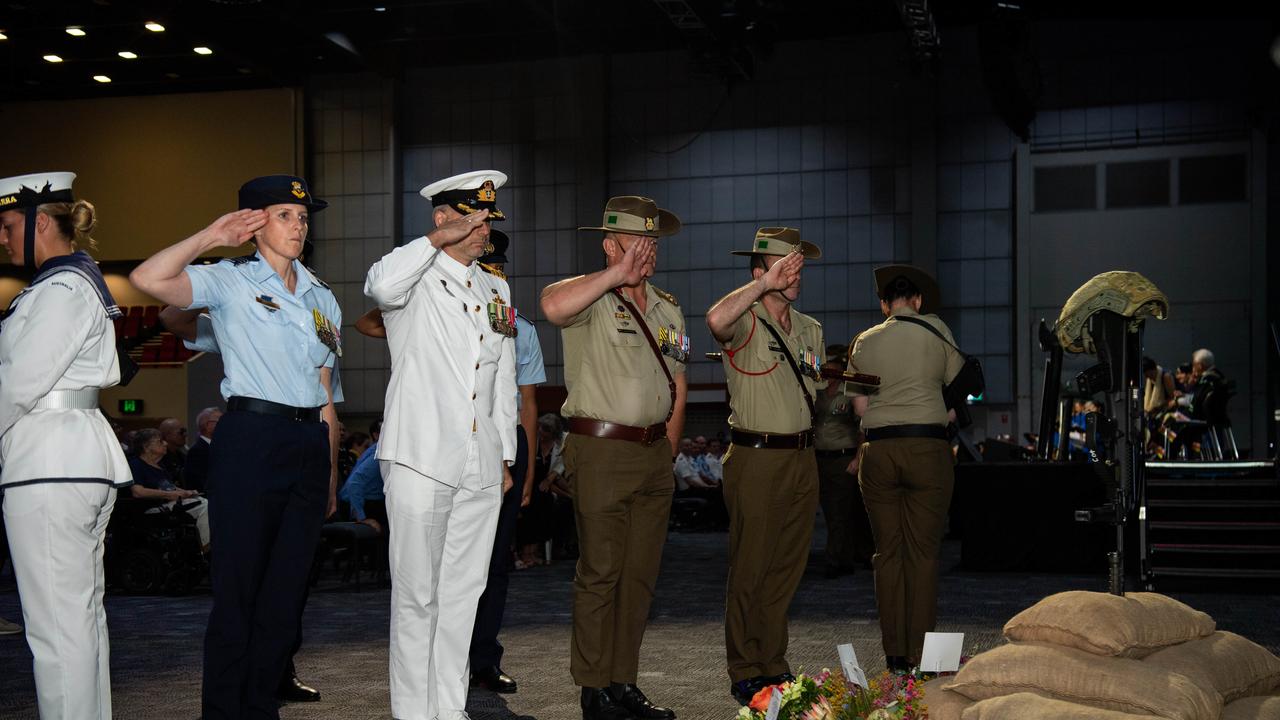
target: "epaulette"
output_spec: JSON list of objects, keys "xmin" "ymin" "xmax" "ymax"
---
[
  {"xmin": 652, "ymin": 286, "xmax": 679, "ymax": 306},
  {"xmin": 478, "ymin": 262, "xmax": 506, "ymax": 280},
  {"xmin": 226, "ymin": 253, "xmax": 259, "ymax": 266},
  {"xmin": 303, "ymin": 264, "xmax": 331, "ymax": 290}
]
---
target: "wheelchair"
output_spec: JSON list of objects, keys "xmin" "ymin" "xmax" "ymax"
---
[{"xmin": 105, "ymin": 491, "xmax": 207, "ymax": 595}]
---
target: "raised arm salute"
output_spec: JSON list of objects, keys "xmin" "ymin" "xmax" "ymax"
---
[
  {"xmin": 365, "ymin": 171, "xmax": 518, "ymax": 720},
  {"xmin": 705, "ymin": 228, "xmax": 826, "ymax": 706},
  {"xmin": 544, "ymin": 196, "xmax": 686, "ymax": 720},
  {"xmin": 134, "ymin": 175, "xmax": 343, "ymax": 720}
]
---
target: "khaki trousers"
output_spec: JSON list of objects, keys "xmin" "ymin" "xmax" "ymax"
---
[
  {"xmin": 565, "ymin": 433, "xmax": 673, "ymax": 687},
  {"xmin": 857, "ymin": 437, "xmax": 954, "ymax": 662},
  {"xmin": 816, "ymin": 452, "xmax": 875, "ymax": 569},
  {"xmin": 722, "ymin": 444, "xmax": 819, "ymax": 682}
]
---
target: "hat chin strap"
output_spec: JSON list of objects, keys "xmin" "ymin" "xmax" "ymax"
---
[{"xmin": 23, "ymin": 209, "xmax": 37, "ymax": 271}]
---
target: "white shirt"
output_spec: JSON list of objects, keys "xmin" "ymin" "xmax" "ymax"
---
[
  {"xmin": 0, "ymin": 272, "xmax": 130, "ymax": 487},
  {"xmin": 365, "ymin": 237, "xmax": 517, "ymax": 488},
  {"xmin": 673, "ymin": 453, "xmax": 699, "ymax": 492},
  {"xmin": 703, "ymin": 453, "xmax": 723, "ymax": 483}
]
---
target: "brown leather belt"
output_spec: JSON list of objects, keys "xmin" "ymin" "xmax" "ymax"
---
[
  {"xmin": 567, "ymin": 417, "xmax": 668, "ymax": 446},
  {"xmin": 731, "ymin": 428, "xmax": 816, "ymax": 450}
]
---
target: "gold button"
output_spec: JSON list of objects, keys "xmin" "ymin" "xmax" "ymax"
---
[
  {"xmin": 475, "ymin": 305, "xmax": 481, "ymax": 312},
  {"xmin": 466, "ymin": 281, "xmax": 472, "ymax": 288},
  {"xmin": 475, "ymin": 362, "xmax": 480, "ymax": 369},
  {"xmin": 472, "ymin": 392, "xmax": 477, "ymax": 400},
  {"xmin": 479, "ymin": 334, "xmax": 484, "ymax": 341}
]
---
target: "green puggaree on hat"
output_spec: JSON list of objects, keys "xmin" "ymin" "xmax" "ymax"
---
[
  {"xmin": 730, "ymin": 227, "xmax": 821, "ymax": 259},
  {"xmin": 578, "ymin": 195, "xmax": 681, "ymax": 238}
]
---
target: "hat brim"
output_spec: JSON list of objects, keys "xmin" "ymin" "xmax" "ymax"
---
[
  {"xmin": 730, "ymin": 240, "xmax": 822, "ymax": 259},
  {"xmin": 578, "ymin": 208, "xmax": 681, "ymax": 237},
  {"xmin": 873, "ymin": 264, "xmax": 941, "ymax": 314}
]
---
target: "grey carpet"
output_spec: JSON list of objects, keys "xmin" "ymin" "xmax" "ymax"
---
[{"xmin": 1, "ymin": 529, "xmax": 1276, "ymax": 720}]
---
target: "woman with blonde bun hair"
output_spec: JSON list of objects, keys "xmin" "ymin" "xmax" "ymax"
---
[{"xmin": 0, "ymin": 171, "xmax": 130, "ymax": 720}]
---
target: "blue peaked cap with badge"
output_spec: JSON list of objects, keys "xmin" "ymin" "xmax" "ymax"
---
[{"xmin": 238, "ymin": 175, "xmax": 328, "ymax": 213}]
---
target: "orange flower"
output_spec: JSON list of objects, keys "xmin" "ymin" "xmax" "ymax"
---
[{"xmin": 748, "ymin": 684, "xmax": 787, "ymax": 712}]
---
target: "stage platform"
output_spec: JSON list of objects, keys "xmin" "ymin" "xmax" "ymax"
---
[{"xmin": 1, "ymin": 527, "xmax": 1276, "ymax": 719}]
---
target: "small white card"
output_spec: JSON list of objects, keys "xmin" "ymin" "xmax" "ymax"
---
[
  {"xmin": 837, "ymin": 643, "xmax": 869, "ymax": 688},
  {"xmin": 920, "ymin": 632, "xmax": 964, "ymax": 672},
  {"xmin": 764, "ymin": 688, "xmax": 782, "ymax": 720}
]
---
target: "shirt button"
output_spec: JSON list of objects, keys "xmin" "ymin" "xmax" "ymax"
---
[
  {"xmin": 479, "ymin": 334, "xmax": 484, "ymax": 342},
  {"xmin": 475, "ymin": 362, "xmax": 480, "ymax": 369},
  {"xmin": 472, "ymin": 392, "xmax": 477, "ymax": 400},
  {"xmin": 466, "ymin": 281, "xmax": 472, "ymax": 288},
  {"xmin": 474, "ymin": 305, "xmax": 480, "ymax": 312}
]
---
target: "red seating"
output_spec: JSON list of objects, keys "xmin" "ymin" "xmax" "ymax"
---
[{"xmin": 127, "ymin": 305, "xmax": 143, "ymax": 318}]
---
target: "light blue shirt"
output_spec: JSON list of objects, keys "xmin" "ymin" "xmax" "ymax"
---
[
  {"xmin": 339, "ymin": 441, "xmax": 383, "ymax": 521},
  {"xmin": 514, "ymin": 314, "xmax": 546, "ymax": 410},
  {"xmin": 186, "ymin": 251, "xmax": 343, "ymax": 408}
]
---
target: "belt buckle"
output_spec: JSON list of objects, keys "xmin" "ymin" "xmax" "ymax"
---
[{"xmin": 797, "ymin": 432, "xmax": 809, "ymax": 450}]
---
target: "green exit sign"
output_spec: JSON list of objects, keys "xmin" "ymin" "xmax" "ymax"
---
[{"xmin": 118, "ymin": 399, "xmax": 144, "ymax": 415}]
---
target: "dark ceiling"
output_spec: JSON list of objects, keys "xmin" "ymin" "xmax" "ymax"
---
[{"xmin": 1, "ymin": 0, "xmax": 1276, "ymax": 101}]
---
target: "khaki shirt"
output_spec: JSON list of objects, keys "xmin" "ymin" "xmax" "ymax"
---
[
  {"xmin": 721, "ymin": 303, "xmax": 824, "ymax": 434},
  {"xmin": 561, "ymin": 282, "xmax": 687, "ymax": 427},
  {"xmin": 848, "ymin": 306, "xmax": 965, "ymax": 429},
  {"xmin": 814, "ymin": 388, "xmax": 860, "ymax": 450}
]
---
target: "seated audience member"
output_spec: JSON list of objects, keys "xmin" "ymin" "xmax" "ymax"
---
[
  {"xmin": 128, "ymin": 428, "xmax": 211, "ymax": 552},
  {"xmin": 338, "ymin": 441, "xmax": 385, "ymax": 534},
  {"xmin": 364, "ymin": 419, "xmax": 382, "ymax": 459},
  {"xmin": 1187, "ymin": 348, "xmax": 1227, "ymax": 421},
  {"xmin": 704, "ymin": 438, "xmax": 725, "ymax": 483},
  {"xmin": 338, "ymin": 431, "xmax": 370, "ymax": 483},
  {"xmin": 157, "ymin": 417, "xmax": 188, "ymax": 486},
  {"xmin": 1142, "ymin": 357, "xmax": 1177, "ymax": 417},
  {"xmin": 527, "ymin": 414, "xmax": 572, "ymax": 563},
  {"xmin": 1173, "ymin": 362, "xmax": 1195, "ymax": 395},
  {"xmin": 673, "ymin": 437, "xmax": 700, "ymax": 492},
  {"xmin": 184, "ymin": 406, "xmax": 222, "ymax": 495}
]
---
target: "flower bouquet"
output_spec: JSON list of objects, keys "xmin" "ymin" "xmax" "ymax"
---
[{"xmin": 734, "ymin": 668, "xmax": 933, "ymax": 720}]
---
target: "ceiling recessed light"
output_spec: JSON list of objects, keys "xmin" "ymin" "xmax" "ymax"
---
[
  {"xmin": 374, "ymin": 6, "xmax": 386, "ymax": 11},
  {"xmin": 0, "ymin": 31, "xmax": 10, "ymax": 41},
  {"xmin": 66, "ymin": 26, "xmax": 87, "ymax": 37},
  {"xmin": 144, "ymin": 21, "xmax": 165, "ymax": 32},
  {"xmin": 118, "ymin": 50, "xmax": 138, "ymax": 59},
  {"xmin": 193, "ymin": 46, "xmax": 213, "ymax": 55},
  {"xmin": 93, "ymin": 75, "xmax": 111, "ymax": 83},
  {"xmin": 165, "ymin": 72, "xmax": 179, "ymax": 79},
  {"xmin": 43, "ymin": 54, "xmax": 63, "ymax": 63}
]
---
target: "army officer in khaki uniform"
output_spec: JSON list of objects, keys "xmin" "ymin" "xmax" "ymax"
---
[
  {"xmin": 847, "ymin": 265, "xmax": 963, "ymax": 673},
  {"xmin": 540, "ymin": 196, "xmax": 687, "ymax": 720},
  {"xmin": 705, "ymin": 228, "xmax": 823, "ymax": 705}
]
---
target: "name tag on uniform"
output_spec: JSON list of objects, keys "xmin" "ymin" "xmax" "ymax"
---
[
  {"xmin": 657, "ymin": 326, "xmax": 690, "ymax": 364},
  {"xmin": 487, "ymin": 300, "xmax": 517, "ymax": 338},
  {"xmin": 313, "ymin": 308, "xmax": 342, "ymax": 357}
]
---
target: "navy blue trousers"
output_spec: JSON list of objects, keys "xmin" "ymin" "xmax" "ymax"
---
[
  {"xmin": 469, "ymin": 425, "xmax": 529, "ymax": 670},
  {"xmin": 202, "ymin": 410, "xmax": 330, "ymax": 720}
]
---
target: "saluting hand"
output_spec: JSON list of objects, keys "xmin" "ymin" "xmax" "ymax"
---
[
  {"xmin": 761, "ymin": 251, "xmax": 804, "ymax": 292},
  {"xmin": 611, "ymin": 236, "xmax": 655, "ymax": 287},
  {"xmin": 204, "ymin": 209, "xmax": 268, "ymax": 249},
  {"xmin": 427, "ymin": 209, "xmax": 490, "ymax": 250}
]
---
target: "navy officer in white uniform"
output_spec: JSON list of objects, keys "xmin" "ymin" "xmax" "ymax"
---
[
  {"xmin": 130, "ymin": 175, "xmax": 342, "ymax": 720},
  {"xmin": 0, "ymin": 172, "xmax": 130, "ymax": 720},
  {"xmin": 365, "ymin": 170, "xmax": 518, "ymax": 720}
]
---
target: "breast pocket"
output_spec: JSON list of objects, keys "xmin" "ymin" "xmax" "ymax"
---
[{"xmin": 611, "ymin": 328, "xmax": 644, "ymax": 348}]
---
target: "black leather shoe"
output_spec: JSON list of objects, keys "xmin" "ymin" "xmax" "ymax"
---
[
  {"xmin": 471, "ymin": 665, "xmax": 518, "ymax": 693},
  {"xmin": 730, "ymin": 676, "xmax": 769, "ymax": 706},
  {"xmin": 581, "ymin": 686, "xmax": 634, "ymax": 720},
  {"xmin": 610, "ymin": 683, "xmax": 675, "ymax": 720},
  {"xmin": 277, "ymin": 675, "xmax": 321, "ymax": 702}
]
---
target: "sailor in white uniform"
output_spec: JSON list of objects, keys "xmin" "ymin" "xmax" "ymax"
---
[
  {"xmin": 0, "ymin": 171, "xmax": 131, "ymax": 720},
  {"xmin": 365, "ymin": 170, "xmax": 518, "ymax": 720}
]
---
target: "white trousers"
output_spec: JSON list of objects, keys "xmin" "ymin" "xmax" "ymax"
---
[
  {"xmin": 384, "ymin": 440, "xmax": 502, "ymax": 720},
  {"xmin": 3, "ymin": 482, "xmax": 116, "ymax": 720}
]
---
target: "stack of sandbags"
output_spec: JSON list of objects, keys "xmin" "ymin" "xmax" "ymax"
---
[{"xmin": 929, "ymin": 591, "xmax": 1280, "ymax": 720}]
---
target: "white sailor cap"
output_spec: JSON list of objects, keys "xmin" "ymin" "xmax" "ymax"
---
[
  {"xmin": 419, "ymin": 170, "xmax": 507, "ymax": 221},
  {"xmin": 0, "ymin": 172, "xmax": 76, "ymax": 212}
]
